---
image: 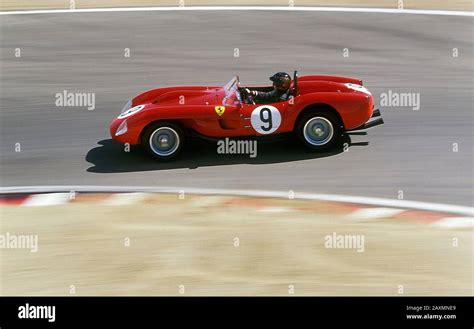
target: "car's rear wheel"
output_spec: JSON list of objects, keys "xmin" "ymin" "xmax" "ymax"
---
[
  {"xmin": 142, "ymin": 122, "xmax": 184, "ymax": 160},
  {"xmin": 295, "ymin": 111, "xmax": 342, "ymax": 151}
]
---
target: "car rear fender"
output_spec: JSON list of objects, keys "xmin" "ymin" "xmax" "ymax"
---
[{"xmin": 294, "ymin": 92, "xmax": 372, "ymax": 130}]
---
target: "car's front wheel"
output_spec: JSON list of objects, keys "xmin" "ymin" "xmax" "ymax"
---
[
  {"xmin": 295, "ymin": 111, "xmax": 342, "ymax": 151},
  {"xmin": 142, "ymin": 122, "xmax": 184, "ymax": 161}
]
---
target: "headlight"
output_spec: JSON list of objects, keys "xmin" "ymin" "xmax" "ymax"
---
[
  {"xmin": 121, "ymin": 100, "xmax": 132, "ymax": 114},
  {"xmin": 115, "ymin": 120, "xmax": 128, "ymax": 136}
]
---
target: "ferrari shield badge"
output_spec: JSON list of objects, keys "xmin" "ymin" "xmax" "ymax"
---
[{"xmin": 215, "ymin": 106, "xmax": 225, "ymax": 116}]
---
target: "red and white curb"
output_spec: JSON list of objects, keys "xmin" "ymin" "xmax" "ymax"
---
[
  {"xmin": 103, "ymin": 192, "xmax": 148, "ymax": 205},
  {"xmin": 345, "ymin": 207, "xmax": 406, "ymax": 221},
  {"xmin": 0, "ymin": 186, "xmax": 472, "ymax": 229},
  {"xmin": 22, "ymin": 193, "xmax": 72, "ymax": 207},
  {"xmin": 430, "ymin": 217, "xmax": 474, "ymax": 229}
]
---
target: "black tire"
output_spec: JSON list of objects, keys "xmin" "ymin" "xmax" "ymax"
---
[
  {"xmin": 295, "ymin": 110, "xmax": 342, "ymax": 151},
  {"xmin": 141, "ymin": 121, "xmax": 184, "ymax": 161}
]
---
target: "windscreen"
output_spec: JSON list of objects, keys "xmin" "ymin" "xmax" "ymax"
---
[{"xmin": 222, "ymin": 76, "xmax": 242, "ymax": 106}]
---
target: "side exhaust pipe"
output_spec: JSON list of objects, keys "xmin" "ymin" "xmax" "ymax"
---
[
  {"xmin": 362, "ymin": 118, "xmax": 384, "ymax": 129},
  {"xmin": 360, "ymin": 117, "xmax": 384, "ymax": 129},
  {"xmin": 348, "ymin": 117, "xmax": 384, "ymax": 131}
]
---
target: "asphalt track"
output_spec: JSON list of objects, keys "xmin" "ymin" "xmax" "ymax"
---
[{"xmin": 0, "ymin": 10, "xmax": 472, "ymax": 206}]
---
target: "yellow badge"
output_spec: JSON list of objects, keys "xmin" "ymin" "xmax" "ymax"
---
[{"xmin": 215, "ymin": 106, "xmax": 225, "ymax": 116}]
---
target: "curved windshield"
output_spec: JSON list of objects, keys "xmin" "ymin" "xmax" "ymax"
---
[{"xmin": 222, "ymin": 76, "xmax": 242, "ymax": 106}]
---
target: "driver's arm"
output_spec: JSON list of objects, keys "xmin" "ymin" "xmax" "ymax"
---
[{"xmin": 243, "ymin": 88, "xmax": 277, "ymax": 103}]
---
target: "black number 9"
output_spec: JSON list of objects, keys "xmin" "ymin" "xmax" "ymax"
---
[{"xmin": 260, "ymin": 108, "xmax": 273, "ymax": 132}]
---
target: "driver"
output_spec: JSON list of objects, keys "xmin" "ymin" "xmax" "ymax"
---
[{"xmin": 243, "ymin": 72, "xmax": 292, "ymax": 104}]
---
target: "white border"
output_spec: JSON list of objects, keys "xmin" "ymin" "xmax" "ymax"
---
[
  {"xmin": 1, "ymin": 185, "xmax": 472, "ymax": 216},
  {"xmin": 0, "ymin": 6, "xmax": 472, "ymax": 17}
]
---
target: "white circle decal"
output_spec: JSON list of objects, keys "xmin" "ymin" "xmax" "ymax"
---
[
  {"xmin": 118, "ymin": 105, "xmax": 145, "ymax": 119},
  {"xmin": 250, "ymin": 105, "xmax": 281, "ymax": 135},
  {"xmin": 345, "ymin": 83, "xmax": 372, "ymax": 95}
]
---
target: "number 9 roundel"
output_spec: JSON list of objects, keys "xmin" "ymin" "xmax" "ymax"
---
[{"xmin": 250, "ymin": 105, "xmax": 282, "ymax": 135}]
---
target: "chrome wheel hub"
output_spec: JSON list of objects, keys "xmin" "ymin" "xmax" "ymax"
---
[
  {"xmin": 149, "ymin": 127, "xmax": 180, "ymax": 156},
  {"xmin": 303, "ymin": 117, "xmax": 334, "ymax": 146}
]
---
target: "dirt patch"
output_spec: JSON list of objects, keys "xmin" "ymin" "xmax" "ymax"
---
[{"xmin": 1, "ymin": 194, "xmax": 471, "ymax": 296}]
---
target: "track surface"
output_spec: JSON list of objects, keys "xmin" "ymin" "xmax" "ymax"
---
[{"xmin": 0, "ymin": 11, "xmax": 472, "ymax": 206}]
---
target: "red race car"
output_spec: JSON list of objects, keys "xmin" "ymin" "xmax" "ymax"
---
[{"xmin": 110, "ymin": 71, "xmax": 383, "ymax": 160}]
